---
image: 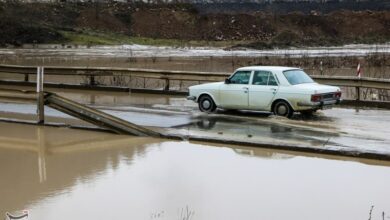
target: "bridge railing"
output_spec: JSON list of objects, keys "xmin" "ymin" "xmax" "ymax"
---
[{"xmin": 1, "ymin": 64, "xmax": 389, "ymax": 101}]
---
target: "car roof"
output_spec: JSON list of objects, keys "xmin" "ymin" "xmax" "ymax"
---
[{"xmin": 236, "ymin": 66, "xmax": 300, "ymax": 72}]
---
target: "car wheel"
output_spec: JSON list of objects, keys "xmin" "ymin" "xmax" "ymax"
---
[
  {"xmin": 273, "ymin": 100, "xmax": 293, "ymax": 118},
  {"xmin": 198, "ymin": 95, "xmax": 216, "ymax": 113}
]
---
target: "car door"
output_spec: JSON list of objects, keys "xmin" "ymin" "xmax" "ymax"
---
[
  {"xmin": 219, "ymin": 70, "xmax": 252, "ymax": 109},
  {"xmin": 249, "ymin": 71, "xmax": 279, "ymax": 110}
]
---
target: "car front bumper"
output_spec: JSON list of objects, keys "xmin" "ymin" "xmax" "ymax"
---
[
  {"xmin": 187, "ymin": 96, "xmax": 196, "ymax": 101},
  {"xmin": 297, "ymin": 99, "xmax": 342, "ymax": 109}
]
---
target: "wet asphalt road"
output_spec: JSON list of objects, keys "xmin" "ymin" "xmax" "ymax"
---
[{"xmin": 0, "ymin": 87, "xmax": 390, "ymax": 155}]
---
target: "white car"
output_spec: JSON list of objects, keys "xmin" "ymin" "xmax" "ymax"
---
[{"xmin": 187, "ymin": 66, "xmax": 341, "ymax": 118}]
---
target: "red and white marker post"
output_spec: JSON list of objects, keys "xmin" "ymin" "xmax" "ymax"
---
[{"xmin": 356, "ymin": 62, "xmax": 362, "ymax": 78}]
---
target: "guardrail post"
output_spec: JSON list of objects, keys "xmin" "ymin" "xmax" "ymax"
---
[
  {"xmin": 36, "ymin": 67, "xmax": 44, "ymax": 124},
  {"xmin": 356, "ymin": 86, "xmax": 360, "ymax": 101},
  {"xmin": 89, "ymin": 75, "xmax": 95, "ymax": 86},
  {"xmin": 24, "ymin": 74, "xmax": 29, "ymax": 82},
  {"xmin": 164, "ymin": 78, "xmax": 170, "ymax": 91}
]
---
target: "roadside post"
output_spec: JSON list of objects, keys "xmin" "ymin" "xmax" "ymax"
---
[
  {"xmin": 37, "ymin": 66, "xmax": 45, "ymax": 124},
  {"xmin": 356, "ymin": 86, "xmax": 360, "ymax": 101},
  {"xmin": 164, "ymin": 78, "xmax": 170, "ymax": 91},
  {"xmin": 356, "ymin": 62, "xmax": 362, "ymax": 101},
  {"xmin": 90, "ymin": 75, "xmax": 95, "ymax": 86}
]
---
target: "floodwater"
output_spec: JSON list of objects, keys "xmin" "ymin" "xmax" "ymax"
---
[
  {"xmin": 1, "ymin": 43, "xmax": 390, "ymax": 58},
  {"xmin": 1, "ymin": 122, "xmax": 390, "ymax": 220},
  {"xmin": 1, "ymin": 45, "xmax": 390, "ymax": 219},
  {"xmin": 1, "ymin": 44, "xmax": 390, "ymax": 77}
]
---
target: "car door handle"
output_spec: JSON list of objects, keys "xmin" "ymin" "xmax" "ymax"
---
[
  {"xmin": 270, "ymin": 88, "xmax": 277, "ymax": 91},
  {"xmin": 243, "ymin": 87, "xmax": 249, "ymax": 93}
]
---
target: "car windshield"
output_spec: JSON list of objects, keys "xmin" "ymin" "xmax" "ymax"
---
[{"xmin": 283, "ymin": 70, "xmax": 314, "ymax": 85}]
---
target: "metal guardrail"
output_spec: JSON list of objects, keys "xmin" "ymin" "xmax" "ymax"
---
[
  {"xmin": 311, "ymin": 75, "xmax": 390, "ymax": 90},
  {"xmin": 0, "ymin": 88, "xmax": 161, "ymax": 136},
  {"xmin": 45, "ymin": 92, "xmax": 160, "ymax": 136},
  {"xmin": 0, "ymin": 64, "xmax": 389, "ymax": 100},
  {"xmin": 309, "ymin": 76, "xmax": 390, "ymax": 101},
  {"xmin": 0, "ymin": 64, "xmax": 227, "ymax": 83}
]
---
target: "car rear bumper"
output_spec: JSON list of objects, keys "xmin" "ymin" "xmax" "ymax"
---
[{"xmin": 297, "ymin": 99, "xmax": 342, "ymax": 109}]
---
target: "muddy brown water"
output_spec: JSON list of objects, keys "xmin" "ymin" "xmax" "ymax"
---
[
  {"xmin": 1, "ymin": 121, "xmax": 390, "ymax": 220},
  {"xmin": 1, "ymin": 49, "xmax": 390, "ymax": 219}
]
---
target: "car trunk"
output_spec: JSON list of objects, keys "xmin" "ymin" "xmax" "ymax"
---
[{"xmin": 292, "ymin": 83, "xmax": 338, "ymax": 94}]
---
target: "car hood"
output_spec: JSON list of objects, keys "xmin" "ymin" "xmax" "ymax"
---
[
  {"xmin": 189, "ymin": 82, "xmax": 224, "ymax": 90},
  {"xmin": 292, "ymin": 83, "xmax": 340, "ymax": 93}
]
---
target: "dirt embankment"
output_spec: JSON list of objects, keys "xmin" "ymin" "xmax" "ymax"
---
[{"xmin": 0, "ymin": 2, "xmax": 389, "ymax": 48}]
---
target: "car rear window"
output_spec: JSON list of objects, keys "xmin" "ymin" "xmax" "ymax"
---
[{"xmin": 283, "ymin": 70, "xmax": 314, "ymax": 85}]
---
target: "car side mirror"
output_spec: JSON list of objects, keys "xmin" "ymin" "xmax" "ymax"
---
[{"xmin": 225, "ymin": 78, "xmax": 230, "ymax": 84}]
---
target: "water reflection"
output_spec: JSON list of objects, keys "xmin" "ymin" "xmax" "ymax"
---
[
  {"xmin": 182, "ymin": 114, "xmax": 338, "ymax": 147},
  {"xmin": 1, "ymin": 122, "xmax": 390, "ymax": 220},
  {"xmin": 0, "ymin": 122, "xmax": 158, "ymax": 216}
]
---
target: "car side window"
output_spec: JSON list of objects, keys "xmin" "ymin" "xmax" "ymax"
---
[
  {"xmin": 268, "ymin": 74, "xmax": 278, "ymax": 86},
  {"xmin": 229, "ymin": 71, "xmax": 251, "ymax": 84},
  {"xmin": 252, "ymin": 71, "xmax": 269, "ymax": 85},
  {"xmin": 252, "ymin": 71, "xmax": 279, "ymax": 86}
]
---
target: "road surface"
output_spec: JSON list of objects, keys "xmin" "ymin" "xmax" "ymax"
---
[{"xmin": 0, "ymin": 87, "xmax": 389, "ymax": 157}]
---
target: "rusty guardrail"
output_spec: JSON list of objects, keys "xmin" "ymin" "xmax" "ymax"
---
[{"xmin": 0, "ymin": 64, "xmax": 389, "ymax": 100}]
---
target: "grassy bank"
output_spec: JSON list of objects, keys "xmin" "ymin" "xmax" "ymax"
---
[{"xmin": 59, "ymin": 30, "xmax": 250, "ymax": 47}]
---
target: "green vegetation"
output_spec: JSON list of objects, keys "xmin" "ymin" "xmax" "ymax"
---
[
  {"xmin": 60, "ymin": 30, "xmax": 251, "ymax": 47},
  {"xmin": 59, "ymin": 31, "xmax": 134, "ymax": 45}
]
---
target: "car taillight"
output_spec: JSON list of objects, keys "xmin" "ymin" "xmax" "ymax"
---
[
  {"xmin": 311, "ymin": 94, "xmax": 322, "ymax": 102},
  {"xmin": 334, "ymin": 91, "xmax": 342, "ymax": 99}
]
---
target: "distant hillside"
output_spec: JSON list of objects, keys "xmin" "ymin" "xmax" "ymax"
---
[
  {"xmin": 4, "ymin": 0, "xmax": 390, "ymax": 14},
  {"xmin": 193, "ymin": 1, "xmax": 390, "ymax": 14},
  {"xmin": 0, "ymin": 1, "xmax": 389, "ymax": 48}
]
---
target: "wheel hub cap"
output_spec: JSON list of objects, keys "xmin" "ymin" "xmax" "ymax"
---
[
  {"xmin": 202, "ymin": 100, "xmax": 211, "ymax": 109},
  {"xmin": 278, "ymin": 105, "xmax": 287, "ymax": 115}
]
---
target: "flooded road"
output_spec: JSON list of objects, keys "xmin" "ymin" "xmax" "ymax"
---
[
  {"xmin": 1, "ymin": 86, "xmax": 390, "ymax": 155},
  {"xmin": 1, "ymin": 122, "xmax": 390, "ymax": 220}
]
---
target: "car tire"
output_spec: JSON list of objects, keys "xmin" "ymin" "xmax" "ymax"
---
[
  {"xmin": 198, "ymin": 95, "xmax": 216, "ymax": 113},
  {"xmin": 273, "ymin": 100, "xmax": 293, "ymax": 118}
]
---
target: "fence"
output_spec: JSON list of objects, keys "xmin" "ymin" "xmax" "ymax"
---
[{"xmin": 1, "ymin": 64, "xmax": 390, "ymax": 101}]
